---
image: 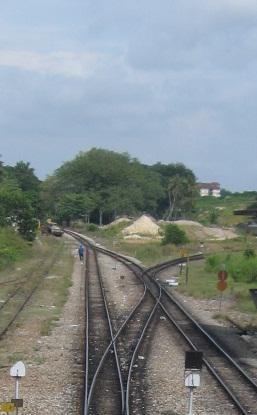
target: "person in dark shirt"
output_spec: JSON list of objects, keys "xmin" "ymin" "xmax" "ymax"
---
[{"xmin": 78, "ymin": 244, "xmax": 84, "ymax": 261}]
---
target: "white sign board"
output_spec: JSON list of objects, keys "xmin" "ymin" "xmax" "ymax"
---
[
  {"xmin": 166, "ymin": 278, "xmax": 179, "ymax": 287},
  {"xmin": 10, "ymin": 361, "xmax": 26, "ymax": 378},
  {"xmin": 185, "ymin": 371, "xmax": 200, "ymax": 387}
]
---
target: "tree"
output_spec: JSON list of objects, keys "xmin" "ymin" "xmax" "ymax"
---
[
  {"xmin": 0, "ymin": 156, "xmax": 3, "ymax": 183},
  {"xmin": 0, "ymin": 179, "xmax": 38, "ymax": 241},
  {"xmin": 55, "ymin": 193, "xmax": 96, "ymax": 225},
  {"xmin": 162, "ymin": 224, "xmax": 189, "ymax": 245},
  {"xmin": 41, "ymin": 149, "xmax": 196, "ymax": 224},
  {"xmin": 150, "ymin": 162, "xmax": 196, "ymax": 217},
  {"xmin": 5, "ymin": 161, "xmax": 40, "ymax": 192},
  {"xmin": 166, "ymin": 174, "xmax": 196, "ymax": 220}
]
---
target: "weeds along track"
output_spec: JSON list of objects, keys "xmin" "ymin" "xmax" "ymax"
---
[
  {"xmin": 0, "ymin": 248, "xmax": 61, "ymax": 340},
  {"xmin": 0, "ymin": 257, "xmax": 48, "ymax": 313}
]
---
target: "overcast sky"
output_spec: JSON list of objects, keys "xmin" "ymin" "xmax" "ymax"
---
[{"xmin": 0, "ymin": 0, "xmax": 257, "ymax": 191}]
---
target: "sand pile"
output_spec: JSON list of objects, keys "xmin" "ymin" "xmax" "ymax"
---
[
  {"xmin": 122, "ymin": 215, "xmax": 160, "ymax": 238},
  {"xmin": 103, "ymin": 217, "xmax": 131, "ymax": 227}
]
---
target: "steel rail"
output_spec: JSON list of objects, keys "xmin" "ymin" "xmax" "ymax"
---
[
  {"xmin": 65, "ymin": 230, "xmax": 159, "ymax": 415},
  {"xmin": 67, "ymin": 232, "xmax": 127, "ymax": 414},
  {"xmin": 146, "ymin": 262, "xmax": 257, "ymax": 415},
  {"xmin": 93, "ymin": 243, "xmax": 257, "ymax": 414},
  {"xmin": 0, "ymin": 251, "xmax": 60, "ymax": 340},
  {"xmin": 125, "ymin": 286, "xmax": 161, "ymax": 415},
  {"xmin": 0, "ymin": 257, "xmax": 51, "ymax": 312},
  {"xmin": 82, "ymin": 247, "xmax": 89, "ymax": 414},
  {"xmin": 66, "ymin": 229, "xmax": 257, "ymax": 414},
  {"xmin": 91, "ymin": 246, "xmax": 125, "ymax": 414}
]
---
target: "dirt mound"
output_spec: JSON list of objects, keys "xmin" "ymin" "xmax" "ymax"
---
[
  {"xmin": 159, "ymin": 219, "xmax": 238, "ymax": 241},
  {"xmin": 122, "ymin": 215, "xmax": 160, "ymax": 237},
  {"xmin": 176, "ymin": 220, "xmax": 238, "ymax": 241},
  {"xmin": 103, "ymin": 217, "xmax": 131, "ymax": 227}
]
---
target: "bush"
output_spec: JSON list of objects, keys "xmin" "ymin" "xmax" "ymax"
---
[
  {"xmin": 244, "ymin": 247, "xmax": 255, "ymax": 259},
  {"xmin": 205, "ymin": 252, "xmax": 257, "ymax": 283},
  {"xmin": 86, "ymin": 223, "xmax": 98, "ymax": 232},
  {"xmin": 205, "ymin": 255, "xmax": 221, "ymax": 272},
  {"xmin": 227, "ymin": 256, "xmax": 257, "ymax": 283},
  {"xmin": 0, "ymin": 227, "xmax": 30, "ymax": 270},
  {"xmin": 162, "ymin": 224, "xmax": 188, "ymax": 246},
  {"xmin": 209, "ymin": 208, "xmax": 219, "ymax": 224}
]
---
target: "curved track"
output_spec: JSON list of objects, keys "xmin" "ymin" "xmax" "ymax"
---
[{"xmin": 66, "ymin": 229, "xmax": 257, "ymax": 415}]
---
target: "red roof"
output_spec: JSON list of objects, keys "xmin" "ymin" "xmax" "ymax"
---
[{"xmin": 197, "ymin": 182, "xmax": 220, "ymax": 190}]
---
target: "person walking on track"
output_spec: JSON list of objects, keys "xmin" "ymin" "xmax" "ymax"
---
[{"xmin": 78, "ymin": 244, "xmax": 84, "ymax": 261}]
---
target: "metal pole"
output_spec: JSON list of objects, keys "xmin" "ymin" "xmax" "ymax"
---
[
  {"xmin": 186, "ymin": 257, "xmax": 189, "ymax": 285},
  {"xmin": 15, "ymin": 377, "xmax": 19, "ymax": 415},
  {"xmin": 188, "ymin": 387, "xmax": 194, "ymax": 415},
  {"xmin": 219, "ymin": 292, "xmax": 223, "ymax": 312}
]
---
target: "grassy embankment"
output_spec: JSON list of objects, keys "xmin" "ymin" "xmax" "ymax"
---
[
  {"xmin": 0, "ymin": 227, "xmax": 31, "ymax": 270},
  {"xmin": 74, "ymin": 194, "xmax": 257, "ymax": 322},
  {"xmin": 0, "ymin": 230, "xmax": 74, "ymax": 366},
  {"xmin": 192, "ymin": 193, "xmax": 257, "ymax": 227}
]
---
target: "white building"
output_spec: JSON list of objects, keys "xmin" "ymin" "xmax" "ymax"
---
[{"xmin": 198, "ymin": 182, "xmax": 221, "ymax": 197}]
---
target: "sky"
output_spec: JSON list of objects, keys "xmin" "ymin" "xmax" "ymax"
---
[{"xmin": 0, "ymin": 0, "xmax": 257, "ymax": 191}]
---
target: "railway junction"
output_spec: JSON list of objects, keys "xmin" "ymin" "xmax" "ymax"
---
[{"xmin": 0, "ymin": 231, "xmax": 256, "ymax": 414}]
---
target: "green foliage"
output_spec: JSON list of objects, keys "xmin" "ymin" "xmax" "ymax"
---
[
  {"xmin": 0, "ymin": 179, "xmax": 38, "ymax": 241},
  {"xmin": 42, "ymin": 149, "xmax": 196, "ymax": 224},
  {"xmin": 244, "ymin": 247, "xmax": 255, "ymax": 259},
  {"xmin": 5, "ymin": 161, "xmax": 40, "ymax": 192},
  {"xmin": 0, "ymin": 227, "xmax": 30, "ymax": 270},
  {"xmin": 193, "ymin": 192, "xmax": 257, "ymax": 227},
  {"xmin": 205, "ymin": 255, "xmax": 221, "ymax": 271},
  {"xmin": 42, "ymin": 148, "xmax": 168, "ymax": 224},
  {"xmin": 113, "ymin": 240, "xmax": 178, "ymax": 266},
  {"xmin": 0, "ymin": 159, "xmax": 41, "ymax": 241},
  {"xmin": 209, "ymin": 208, "xmax": 219, "ymax": 224},
  {"xmin": 86, "ymin": 223, "xmax": 98, "ymax": 232},
  {"xmin": 205, "ymin": 253, "xmax": 257, "ymax": 283},
  {"xmin": 162, "ymin": 223, "xmax": 189, "ymax": 246}
]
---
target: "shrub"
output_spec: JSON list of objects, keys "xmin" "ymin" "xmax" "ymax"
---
[
  {"xmin": 162, "ymin": 224, "xmax": 188, "ymax": 246},
  {"xmin": 86, "ymin": 223, "xmax": 98, "ymax": 232},
  {"xmin": 227, "ymin": 256, "xmax": 257, "ymax": 283},
  {"xmin": 205, "ymin": 255, "xmax": 221, "ymax": 272},
  {"xmin": 244, "ymin": 247, "xmax": 255, "ymax": 259},
  {"xmin": 209, "ymin": 208, "xmax": 219, "ymax": 224}
]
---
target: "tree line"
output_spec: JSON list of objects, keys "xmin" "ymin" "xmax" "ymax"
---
[
  {"xmin": 0, "ymin": 148, "xmax": 197, "ymax": 240},
  {"xmin": 0, "ymin": 159, "xmax": 40, "ymax": 240},
  {"xmin": 42, "ymin": 148, "xmax": 197, "ymax": 226}
]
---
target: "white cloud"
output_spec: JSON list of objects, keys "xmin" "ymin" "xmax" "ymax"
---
[{"xmin": 0, "ymin": 50, "xmax": 104, "ymax": 78}]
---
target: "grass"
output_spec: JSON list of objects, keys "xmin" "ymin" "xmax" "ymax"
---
[
  {"xmin": 0, "ymin": 227, "xmax": 31, "ymax": 270},
  {"xmin": 73, "ymin": 215, "xmax": 257, "ymax": 323},
  {"xmin": 178, "ymin": 255, "xmax": 257, "ymax": 315},
  {"xmin": 193, "ymin": 193, "xmax": 257, "ymax": 227},
  {"xmin": 26, "ymin": 238, "xmax": 73, "ymax": 337},
  {"xmin": 0, "ymin": 234, "xmax": 74, "ymax": 367}
]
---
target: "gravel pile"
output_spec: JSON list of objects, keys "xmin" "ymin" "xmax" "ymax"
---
[{"xmin": 122, "ymin": 215, "xmax": 160, "ymax": 237}]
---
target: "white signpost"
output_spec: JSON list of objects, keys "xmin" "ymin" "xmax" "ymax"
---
[
  {"xmin": 10, "ymin": 362, "xmax": 25, "ymax": 415},
  {"xmin": 184, "ymin": 351, "xmax": 202, "ymax": 415}
]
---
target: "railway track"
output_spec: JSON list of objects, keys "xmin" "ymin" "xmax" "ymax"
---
[
  {"xmin": 148, "ymin": 260, "xmax": 257, "ymax": 415},
  {"xmin": 65, "ymin": 231, "xmax": 162, "ymax": 414},
  {"xmin": 0, "ymin": 250, "xmax": 60, "ymax": 340},
  {"xmin": 85, "ymin": 248, "xmax": 124, "ymax": 415},
  {"xmin": 66, "ymin": 229, "xmax": 257, "ymax": 414}
]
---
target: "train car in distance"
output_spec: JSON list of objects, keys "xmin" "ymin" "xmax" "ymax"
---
[
  {"xmin": 45, "ymin": 219, "xmax": 63, "ymax": 236},
  {"xmin": 50, "ymin": 225, "xmax": 64, "ymax": 237}
]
